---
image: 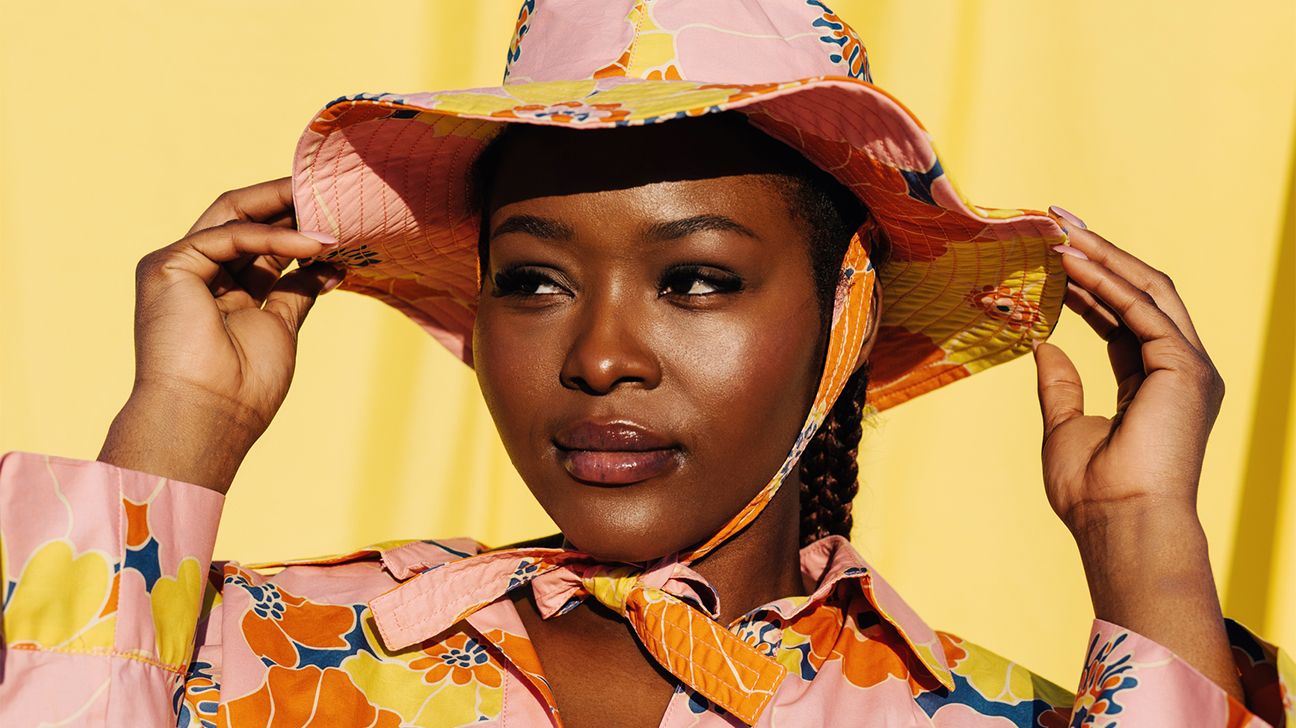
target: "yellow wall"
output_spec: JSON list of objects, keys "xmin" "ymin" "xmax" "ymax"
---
[{"xmin": 2, "ymin": 1, "xmax": 1292, "ymax": 687}]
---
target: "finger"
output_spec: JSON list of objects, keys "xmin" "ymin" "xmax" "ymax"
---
[
  {"xmin": 1064, "ymin": 281, "xmax": 1145, "ymax": 409},
  {"xmin": 263, "ymin": 262, "xmax": 345, "ymax": 336},
  {"xmin": 232, "ymin": 254, "xmax": 296, "ymax": 304},
  {"xmin": 1059, "ymin": 254, "xmax": 1193, "ymax": 351},
  {"xmin": 187, "ymin": 177, "xmax": 295, "ymax": 235},
  {"xmin": 1033, "ymin": 341, "xmax": 1085, "ymax": 441},
  {"xmin": 208, "ymin": 264, "xmax": 245, "ymax": 299},
  {"xmin": 1064, "ymin": 281, "xmax": 1122, "ymax": 341},
  {"xmin": 144, "ymin": 223, "xmax": 328, "ymax": 295},
  {"xmin": 1107, "ymin": 327, "xmax": 1145, "ymax": 411},
  {"xmin": 1060, "ymin": 225, "xmax": 1205, "ymax": 352}
]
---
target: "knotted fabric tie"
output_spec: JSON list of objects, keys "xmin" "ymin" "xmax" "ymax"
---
[{"xmin": 368, "ymin": 548, "xmax": 787, "ymax": 725}]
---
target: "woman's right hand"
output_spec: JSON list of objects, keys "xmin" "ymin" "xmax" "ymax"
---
[{"xmin": 98, "ymin": 178, "xmax": 344, "ymax": 494}]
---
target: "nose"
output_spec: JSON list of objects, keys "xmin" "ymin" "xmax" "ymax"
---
[{"xmin": 560, "ymin": 296, "xmax": 660, "ymax": 395}]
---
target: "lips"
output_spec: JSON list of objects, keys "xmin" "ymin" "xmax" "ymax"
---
[{"xmin": 553, "ymin": 421, "xmax": 681, "ymax": 485}]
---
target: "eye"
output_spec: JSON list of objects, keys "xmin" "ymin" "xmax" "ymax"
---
[
  {"xmin": 659, "ymin": 265, "xmax": 744, "ymax": 298},
  {"xmin": 491, "ymin": 266, "xmax": 568, "ymax": 297}
]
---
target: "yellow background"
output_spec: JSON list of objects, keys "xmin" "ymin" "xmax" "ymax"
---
[{"xmin": 2, "ymin": 1, "xmax": 1293, "ymax": 688}]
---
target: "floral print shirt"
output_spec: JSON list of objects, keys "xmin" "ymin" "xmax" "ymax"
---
[{"xmin": 0, "ymin": 451, "xmax": 1291, "ymax": 726}]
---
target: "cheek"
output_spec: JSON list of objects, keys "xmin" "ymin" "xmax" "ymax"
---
[
  {"xmin": 472, "ymin": 305, "xmax": 560, "ymax": 452},
  {"xmin": 662, "ymin": 301, "xmax": 823, "ymax": 464}
]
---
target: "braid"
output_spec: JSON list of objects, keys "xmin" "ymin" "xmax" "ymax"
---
[{"xmin": 797, "ymin": 365, "xmax": 870, "ymax": 546}]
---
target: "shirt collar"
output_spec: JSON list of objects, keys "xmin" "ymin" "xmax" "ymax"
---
[
  {"xmin": 763, "ymin": 535, "xmax": 955, "ymax": 691},
  {"xmin": 359, "ymin": 534, "xmax": 955, "ymax": 691}
]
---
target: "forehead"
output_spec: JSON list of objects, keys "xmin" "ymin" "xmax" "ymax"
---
[{"xmin": 481, "ymin": 113, "xmax": 814, "ymax": 212}]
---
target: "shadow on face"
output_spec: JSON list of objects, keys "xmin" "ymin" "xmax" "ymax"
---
[{"xmin": 470, "ymin": 114, "xmax": 838, "ymax": 562}]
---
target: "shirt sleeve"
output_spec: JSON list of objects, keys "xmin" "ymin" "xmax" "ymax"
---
[
  {"xmin": 1070, "ymin": 617, "xmax": 1294, "ymax": 727},
  {"xmin": 0, "ymin": 450, "xmax": 225, "ymax": 726}
]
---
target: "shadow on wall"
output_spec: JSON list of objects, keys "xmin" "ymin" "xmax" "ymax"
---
[{"xmin": 1226, "ymin": 108, "xmax": 1296, "ymax": 632}]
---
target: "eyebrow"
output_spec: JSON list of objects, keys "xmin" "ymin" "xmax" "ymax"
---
[
  {"xmin": 490, "ymin": 214, "xmax": 574, "ymax": 241},
  {"xmin": 489, "ymin": 213, "xmax": 761, "ymax": 244},
  {"xmin": 644, "ymin": 214, "xmax": 761, "ymax": 242}
]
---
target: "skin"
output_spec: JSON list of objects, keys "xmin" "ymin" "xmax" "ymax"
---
[
  {"xmin": 473, "ymin": 120, "xmax": 838, "ymax": 564},
  {"xmin": 99, "ymin": 124, "xmax": 1244, "ymax": 723}
]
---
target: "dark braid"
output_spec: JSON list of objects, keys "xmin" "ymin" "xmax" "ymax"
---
[
  {"xmin": 797, "ymin": 366, "xmax": 870, "ymax": 545},
  {"xmin": 778, "ymin": 150, "xmax": 890, "ymax": 547}
]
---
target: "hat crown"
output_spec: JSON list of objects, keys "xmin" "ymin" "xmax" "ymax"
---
[{"xmin": 502, "ymin": 0, "xmax": 871, "ymax": 85}]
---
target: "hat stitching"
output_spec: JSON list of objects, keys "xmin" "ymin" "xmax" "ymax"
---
[{"xmin": 303, "ymin": 91, "xmax": 1062, "ymax": 409}]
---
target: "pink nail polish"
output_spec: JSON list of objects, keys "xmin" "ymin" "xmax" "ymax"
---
[
  {"xmin": 320, "ymin": 270, "xmax": 346, "ymax": 294},
  {"xmin": 1051, "ymin": 244, "xmax": 1090, "ymax": 261},
  {"xmin": 1048, "ymin": 205, "xmax": 1087, "ymax": 230},
  {"xmin": 300, "ymin": 230, "xmax": 339, "ymax": 246}
]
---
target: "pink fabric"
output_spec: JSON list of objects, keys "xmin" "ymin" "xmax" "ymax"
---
[{"xmin": 2, "ymin": 451, "xmax": 1291, "ymax": 726}]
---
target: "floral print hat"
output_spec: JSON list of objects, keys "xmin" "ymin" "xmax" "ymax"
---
[
  {"xmin": 294, "ymin": 0, "xmax": 1067, "ymax": 414},
  {"xmin": 289, "ymin": 0, "xmax": 1074, "ymax": 556},
  {"xmin": 291, "ymin": 2, "xmax": 1068, "ymax": 719}
]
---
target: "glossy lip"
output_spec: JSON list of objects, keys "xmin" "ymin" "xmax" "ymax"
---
[{"xmin": 553, "ymin": 420, "xmax": 681, "ymax": 486}]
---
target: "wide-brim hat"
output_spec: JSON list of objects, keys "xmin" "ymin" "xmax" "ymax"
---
[{"xmin": 291, "ymin": 0, "xmax": 1067, "ymax": 414}]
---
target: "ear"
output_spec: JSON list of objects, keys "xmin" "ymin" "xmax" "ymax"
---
[{"xmin": 851, "ymin": 280, "xmax": 883, "ymax": 374}]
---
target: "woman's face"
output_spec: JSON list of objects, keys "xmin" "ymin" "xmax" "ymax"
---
[{"xmin": 472, "ymin": 119, "xmax": 830, "ymax": 562}]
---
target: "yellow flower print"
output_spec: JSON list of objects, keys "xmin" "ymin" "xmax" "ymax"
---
[
  {"xmin": 149, "ymin": 556, "xmax": 204, "ymax": 668},
  {"xmin": 3, "ymin": 539, "xmax": 114, "ymax": 650}
]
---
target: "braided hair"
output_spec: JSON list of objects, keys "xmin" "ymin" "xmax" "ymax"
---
[{"xmin": 777, "ymin": 154, "xmax": 887, "ymax": 547}]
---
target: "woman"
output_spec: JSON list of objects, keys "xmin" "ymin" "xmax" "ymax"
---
[{"xmin": 0, "ymin": 1, "xmax": 1289, "ymax": 725}]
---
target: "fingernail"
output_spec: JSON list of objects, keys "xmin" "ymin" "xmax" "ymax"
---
[
  {"xmin": 1051, "ymin": 244, "xmax": 1090, "ymax": 261},
  {"xmin": 300, "ymin": 230, "xmax": 339, "ymax": 246},
  {"xmin": 1048, "ymin": 205, "xmax": 1087, "ymax": 230},
  {"xmin": 320, "ymin": 267, "xmax": 346, "ymax": 294}
]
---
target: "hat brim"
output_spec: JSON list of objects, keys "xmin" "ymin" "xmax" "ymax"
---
[{"xmin": 292, "ymin": 75, "xmax": 1067, "ymax": 411}]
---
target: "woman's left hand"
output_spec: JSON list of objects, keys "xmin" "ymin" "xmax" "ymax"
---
[
  {"xmin": 1032, "ymin": 211, "xmax": 1223, "ymax": 533},
  {"xmin": 1032, "ymin": 207, "xmax": 1242, "ymax": 702}
]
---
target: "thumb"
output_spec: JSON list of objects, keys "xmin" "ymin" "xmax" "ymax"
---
[
  {"xmin": 1033, "ymin": 341, "xmax": 1085, "ymax": 441},
  {"xmin": 263, "ymin": 262, "xmax": 344, "ymax": 336}
]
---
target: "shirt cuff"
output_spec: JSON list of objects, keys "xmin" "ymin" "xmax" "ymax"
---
[
  {"xmin": 1071, "ymin": 617, "xmax": 1293, "ymax": 727},
  {"xmin": 0, "ymin": 450, "xmax": 225, "ymax": 672}
]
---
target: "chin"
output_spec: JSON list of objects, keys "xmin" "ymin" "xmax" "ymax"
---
[{"xmin": 554, "ymin": 497, "xmax": 715, "ymax": 564}]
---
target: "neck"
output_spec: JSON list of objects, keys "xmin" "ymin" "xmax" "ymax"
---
[{"xmin": 686, "ymin": 475, "xmax": 810, "ymax": 623}]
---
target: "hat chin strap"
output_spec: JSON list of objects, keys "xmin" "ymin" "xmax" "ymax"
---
[{"xmin": 678, "ymin": 227, "xmax": 877, "ymax": 565}]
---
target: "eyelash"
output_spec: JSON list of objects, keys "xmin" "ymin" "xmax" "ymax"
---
[{"xmin": 490, "ymin": 265, "xmax": 743, "ymax": 299}]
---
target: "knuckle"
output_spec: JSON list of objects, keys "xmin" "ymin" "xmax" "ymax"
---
[
  {"xmin": 1182, "ymin": 353, "xmax": 1217, "ymax": 386},
  {"xmin": 212, "ymin": 189, "xmax": 239, "ymax": 212},
  {"xmin": 134, "ymin": 252, "xmax": 160, "ymax": 280},
  {"xmin": 1125, "ymin": 289, "xmax": 1156, "ymax": 313},
  {"xmin": 1206, "ymin": 366, "xmax": 1226, "ymax": 402},
  {"xmin": 1147, "ymin": 270, "xmax": 1176, "ymax": 294}
]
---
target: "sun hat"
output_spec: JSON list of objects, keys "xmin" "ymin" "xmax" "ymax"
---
[
  {"xmin": 292, "ymin": 0, "xmax": 1067, "ymax": 414},
  {"xmin": 290, "ymin": 0, "xmax": 1069, "ymax": 722}
]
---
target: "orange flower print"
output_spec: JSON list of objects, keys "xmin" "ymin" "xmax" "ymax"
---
[
  {"xmin": 1071, "ymin": 633, "xmax": 1139, "ymax": 725},
  {"xmin": 697, "ymin": 82, "xmax": 782, "ymax": 106},
  {"xmin": 937, "ymin": 632, "xmax": 968, "ymax": 667},
  {"xmin": 492, "ymin": 100, "xmax": 631, "ymax": 124},
  {"xmin": 781, "ymin": 602, "xmax": 845, "ymax": 679},
  {"xmin": 966, "ymin": 284, "xmax": 1043, "ymax": 331},
  {"xmin": 173, "ymin": 659, "xmax": 220, "ymax": 728},
  {"xmin": 836, "ymin": 609, "xmax": 915, "ymax": 690},
  {"xmin": 220, "ymin": 665, "xmax": 402, "ymax": 728},
  {"xmin": 806, "ymin": 0, "xmax": 870, "ymax": 80},
  {"xmin": 735, "ymin": 617, "xmax": 782, "ymax": 659},
  {"xmin": 228, "ymin": 571, "xmax": 357, "ymax": 667},
  {"xmin": 410, "ymin": 632, "xmax": 503, "ymax": 688},
  {"xmin": 503, "ymin": 0, "xmax": 535, "ymax": 77},
  {"xmin": 869, "ymin": 325, "xmax": 966, "ymax": 388}
]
